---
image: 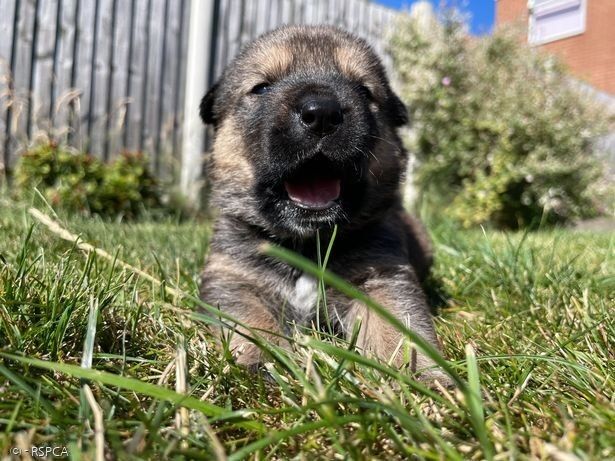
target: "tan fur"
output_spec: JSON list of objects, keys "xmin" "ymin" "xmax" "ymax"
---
[
  {"xmin": 345, "ymin": 300, "xmax": 436, "ymax": 374},
  {"xmin": 203, "ymin": 253, "xmax": 287, "ymax": 366},
  {"xmin": 235, "ymin": 44, "xmax": 295, "ymax": 95},
  {"xmin": 346, "ymin": 300, "xmax": 405, "ymax": 363},
  {"xmin": 210, "ymin": 119, "xmax": 254, "ymax": 184},
  {"xmin": 228, "ymin": 300, "xmax": 284, "ymax": 367},
  {"xmin": 335, "ymin": 45, "xmax": 374, "ymax": 82}
]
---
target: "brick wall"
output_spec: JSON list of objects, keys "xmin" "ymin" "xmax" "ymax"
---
[
  {"xmin": 495, "ymin": 0, "xmax": 615, "ymax": 95},
  {"xmin": 496, "ymin": 0, "xmax": 528, "ymax": 24}
]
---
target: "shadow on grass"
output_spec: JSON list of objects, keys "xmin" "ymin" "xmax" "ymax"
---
[{"xmin": 423, "ymin": 274, "xmax": 452, "ymax": 316}]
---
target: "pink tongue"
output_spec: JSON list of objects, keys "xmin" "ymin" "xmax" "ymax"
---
[{"xmin": 284, "ymin": 178, "xmax": 341, "ymax": 208}]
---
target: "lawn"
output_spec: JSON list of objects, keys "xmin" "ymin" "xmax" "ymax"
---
[{"xmin": 0, "ymin": 198, "xmax": 613, "ymax": 460}]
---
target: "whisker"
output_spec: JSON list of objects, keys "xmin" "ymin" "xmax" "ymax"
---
[{"xmin": 368, "ymin": 134, "xmax": 403, "ymax": 153}]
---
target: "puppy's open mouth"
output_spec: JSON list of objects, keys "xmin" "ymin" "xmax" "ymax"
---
[
  {"xmin": 284, "ymin": 177, "xmax": 341, "ymax": 210},
  {"xmin": 282, "ymin": 156, "xmax": 342, "ymax": 210}
]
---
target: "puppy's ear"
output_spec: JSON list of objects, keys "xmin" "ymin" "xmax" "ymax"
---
[
  {"xmin": 388, "ymin": 93, "xmax": 409, "ymax": 127},
  {"xmin": 200, "ymin": 82, "xmax": 219, "ymax": 125}
]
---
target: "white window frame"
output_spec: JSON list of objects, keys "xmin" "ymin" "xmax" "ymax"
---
[{"xmin": 528, "ymin": 0, "xmax": 587, "ymax": 46}]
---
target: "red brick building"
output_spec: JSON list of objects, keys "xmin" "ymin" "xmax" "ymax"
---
[{"xmin": 496, "ymin": 0, "xmax": 615, "ymax": 95}]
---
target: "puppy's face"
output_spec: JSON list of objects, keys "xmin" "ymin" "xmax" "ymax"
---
[{"xmin": 202, "ymin": 26, "xmax": 408, "ymax": 237}]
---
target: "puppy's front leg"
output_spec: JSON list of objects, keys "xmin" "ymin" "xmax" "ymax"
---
[
  {"xmin": 341, "ymin": 266, "xmax": 447, "ymax": 382},
  {"xmin": 200, "ymin": 254, "xmax": 285, "ymax": 368},
  {"xmin": 220, "ymin": 298, "xmax": 284, "ymax": 368}
]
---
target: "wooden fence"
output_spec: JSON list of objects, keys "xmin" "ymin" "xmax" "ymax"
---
[
  {"xmin": 0, "ymin": 0, "xmax": 190, "ymax": 178},
  {"xmin": 0, "ymin": 0, "xmax": 400, "ymax": 184}
]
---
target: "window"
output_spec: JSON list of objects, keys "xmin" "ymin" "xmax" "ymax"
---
[{"xmin": 528, "ymin": 0, "xmax": 587, "ymax": 45}]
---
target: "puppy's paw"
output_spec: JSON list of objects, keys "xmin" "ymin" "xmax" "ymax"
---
[
  {"xmin": 231, "ymin": 337, "xmax": 291, "ymax": 368},
  {"xmin": 230, "ymin": 340, "xmax": 264, "ymax": 366},
  {"xmin": 416, "ymin": 368, "xmax": 456, "ymax": 390}
]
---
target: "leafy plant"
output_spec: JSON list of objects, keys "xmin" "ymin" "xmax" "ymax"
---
[
  {"xmin": 390, "ymin": 15, "xmax": 612, "ymax": 228},
  {"xmin": 15, "ymin": 141, "xmax": 163, "ymax": 218},
  {"xmin": 96, "ymin": 151, "xmax": 161, "ymax": 218}
]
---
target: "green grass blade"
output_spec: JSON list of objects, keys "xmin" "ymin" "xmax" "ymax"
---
[
  {"xmin": 0, "ymin": 352, "xmax": 264, "ymax": 432},
  {"xmin": 465, "ymin": 344, "xmax": 494, "ymax": 460},
  {"xmin": 0, "ymin": 364, "xmax": 57, "ymax": 416},
  {"xmin": 81, "ymin": 297, "xmax": 98, "ymax": 369}
]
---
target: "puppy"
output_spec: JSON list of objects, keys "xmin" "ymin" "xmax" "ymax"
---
[{"xmin": 199, "ymin": 25, "xmax": 445, "ymax": 381}]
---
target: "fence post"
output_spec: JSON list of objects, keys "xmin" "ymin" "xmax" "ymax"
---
[{"xmin": 181, "ymin": 0, "xmax": 216, "ymax": 205}]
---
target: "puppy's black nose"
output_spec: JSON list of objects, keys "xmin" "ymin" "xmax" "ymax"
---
[{"xmin": 300, "ymin": 98, "xmax": 343, "ymax": 136}]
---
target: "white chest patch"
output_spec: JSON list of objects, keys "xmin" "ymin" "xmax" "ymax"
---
[{"xmin": 289, "ymin": 273, "xmax": 318, "ymax": 322}]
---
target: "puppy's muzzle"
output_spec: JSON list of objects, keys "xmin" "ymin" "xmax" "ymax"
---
[{"xmin": 298, "ymin": 96, "xmax": 343, "ymax": 136}]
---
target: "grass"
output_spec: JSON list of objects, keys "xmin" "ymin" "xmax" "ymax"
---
[{"xmin": 0, "ymin": 197, "xmax": 613, "ymax": 460}]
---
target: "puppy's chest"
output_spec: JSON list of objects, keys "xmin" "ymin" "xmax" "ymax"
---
[{"xmin": 286, "ymin": 273, "xmax": 319, "ymax": 324}]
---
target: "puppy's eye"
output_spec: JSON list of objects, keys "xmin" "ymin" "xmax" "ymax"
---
[
  {"xmin": 251, "ymin": 83, "xmax": 272, "ymax": 95},
  {"xmin": 357, "ymin": 84, "xmax": 374, "ymax": 100}
]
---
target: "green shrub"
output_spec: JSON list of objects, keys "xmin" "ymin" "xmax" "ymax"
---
[
  {"xmin": 390, "ymin": 15, "xmax": 612, "ymax": 229},
  {"xmin": 15, "ymin": 141, "xmax": 162, "ymax": 219},
  {"xmin": 97, "ymin": 152, "xmax": 161, "ymax": 218}
]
